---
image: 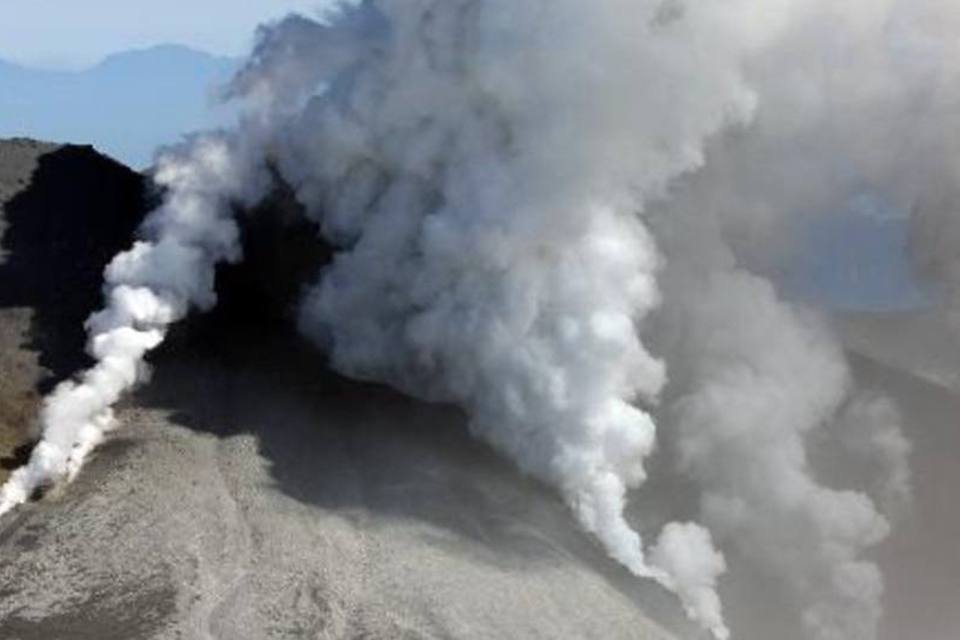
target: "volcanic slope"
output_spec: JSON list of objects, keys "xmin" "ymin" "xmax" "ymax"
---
[{"xmin": 0, "ymin": 138, "xmax": 683, "ymax": 639}]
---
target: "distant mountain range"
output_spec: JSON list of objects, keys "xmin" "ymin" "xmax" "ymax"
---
[{"xmin": 0, "ymin": 45, "xmax": 241, "ymax": 168}]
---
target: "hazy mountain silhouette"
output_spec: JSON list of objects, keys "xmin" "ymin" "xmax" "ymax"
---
[{"xmin": 0, "ymin": 45, "xmax": 241, "ymax": 168}]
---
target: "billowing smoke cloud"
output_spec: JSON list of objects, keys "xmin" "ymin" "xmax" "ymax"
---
[
  {"xmin": 248, "ymin": 2, "xmax": 801, "ymax": 635},
  {"xmin": 3, "ymin": 1, "xmax": 956, "ymax": 638}
]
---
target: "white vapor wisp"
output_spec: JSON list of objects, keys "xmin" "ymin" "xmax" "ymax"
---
[
  {"xmin": 0, "ymin": 133, "xmax": 270, "ymax": 515},
  {"xmin": 6, "ymin": 1, "xmax": 958, "ymax": 639}
]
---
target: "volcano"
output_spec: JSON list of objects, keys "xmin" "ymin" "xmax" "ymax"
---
[
  {"xmin": 0, "ymin": 138, "xmax": 687, "ymax": 639},
  {"xmin": 0, "ymin": 138, "xmax": 958, "ymax": 640}
]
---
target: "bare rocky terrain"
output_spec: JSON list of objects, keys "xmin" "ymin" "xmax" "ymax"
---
[{"xmin": 0, "ymin": 138, "xmax": 957, "ymax": 640}]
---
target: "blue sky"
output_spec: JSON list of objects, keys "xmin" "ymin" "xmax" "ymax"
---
[{"xmin": 0, "ymin": 1, "xmax": 332, "ymax": 68}]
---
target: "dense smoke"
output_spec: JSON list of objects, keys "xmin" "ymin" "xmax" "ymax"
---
[
  {"xmin": 642, "ymin": 2, "xmax": 954, "ymax": 637},
  {"xmin": 247, "ymin": 2, "xmax": 793, "ymax": 635},
  {"xmin": 3, "ymin": 1, "xmax": 957, "ymax": 638}
]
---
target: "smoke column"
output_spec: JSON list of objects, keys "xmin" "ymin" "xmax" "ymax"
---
[{"xmin": 8, "ymin": 0, "xmax": 960, "ymax": 638}]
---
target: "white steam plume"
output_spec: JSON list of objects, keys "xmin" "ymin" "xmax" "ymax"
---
[
  {"xmin": 239, "ymin": 2, "xmax": 809, "ymax": 636},
  {"xmin": 0, "ymin": 133, "xmax": 270, "ymax": 515}
]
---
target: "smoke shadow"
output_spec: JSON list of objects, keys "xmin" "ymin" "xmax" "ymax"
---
[{"xmin": 0, "ymin": 142, "xmax": 146, "ymax": 393}]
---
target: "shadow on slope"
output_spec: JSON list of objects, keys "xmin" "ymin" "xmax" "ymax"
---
[
  {"xmin": 0, "ymin": 143, "xmax": 145, "ymax": 391},
  {"xmin": 0, "ymin": 141, "xmax": 146, "ymax": 480}
]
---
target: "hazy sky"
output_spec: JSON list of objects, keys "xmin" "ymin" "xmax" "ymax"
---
[{"xmin": 0, "ymin": 0, "xmax": 331, "ymax": 68}]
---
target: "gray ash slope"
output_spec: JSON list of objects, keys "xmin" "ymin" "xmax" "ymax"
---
[{"xmin": 0, "ymin": 138, "xmax": 683, "ymax": 639}]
